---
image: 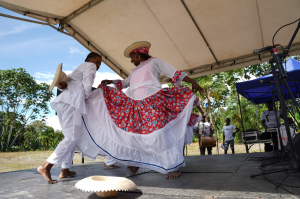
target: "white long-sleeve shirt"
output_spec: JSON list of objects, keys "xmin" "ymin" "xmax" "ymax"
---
[
  {"xmin": 51, "ymin": 62, "xmax": 97, "ymax": 114},
  {"xmin": 114, "ymin": 58, "xmax": 187, "ymax": 100}
]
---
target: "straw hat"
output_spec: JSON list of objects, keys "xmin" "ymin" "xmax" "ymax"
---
[
  {"xmin": 124, "ymin": 41, "xmax": 151, "ymax": 58},
  {"xmin": 49, "ymin": 63, "xmax": 67, "ymax": 92},
  {"xmin": 75, "ymin": 175, "xmax": 137, "ymax": 197}
]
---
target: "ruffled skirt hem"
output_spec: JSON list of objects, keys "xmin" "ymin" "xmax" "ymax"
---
[{"xmin": 77, "ymin": 87, "xmax": 198, "ymax": 174}]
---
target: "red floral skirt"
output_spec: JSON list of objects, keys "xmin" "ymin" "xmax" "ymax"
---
[{"xmin": 98, "ymin": 84, "xmax": 199, "ymax": 134}]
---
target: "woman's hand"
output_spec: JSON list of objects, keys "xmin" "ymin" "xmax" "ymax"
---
[
  {"xmin": 182, "ymin": 76, "xmax": 204, "ymax": 95},
  {"xmin": 191, "ymin": 82, "xmax": 204, "ymax": 95},
  {"xmin": 58, "ymin": 81, "xmax": 68, "ymax": 89},
  {"xmin": 164, "ymin": 78, "xmax": 173, "ymax": 84},
  {"xmin": 101, "ymin": 80, "xmax": 113, "ymax": 85}
]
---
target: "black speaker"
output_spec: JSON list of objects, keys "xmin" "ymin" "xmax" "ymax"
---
[{"xmin": 286, "ymin": 133, "xmax": 300, "ymax": 158}]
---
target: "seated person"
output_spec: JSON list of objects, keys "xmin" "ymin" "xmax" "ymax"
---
[{"xmin": 260, "ymin": 101, "xmax": 283, "ymax": 151}]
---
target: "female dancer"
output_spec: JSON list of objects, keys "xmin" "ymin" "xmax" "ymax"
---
[{"xmin": 77, "ymin": 41, "xmax": 204, "ymax": 178}]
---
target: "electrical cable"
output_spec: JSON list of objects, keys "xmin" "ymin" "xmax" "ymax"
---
[{"xmin": 272, "ymin": 18, "xmax": 300, "ymax": 46}]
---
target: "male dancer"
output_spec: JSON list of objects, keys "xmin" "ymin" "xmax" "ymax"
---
[{"xmin": 37, "ymin": 52, "xmax": 102, "ymax": 184}]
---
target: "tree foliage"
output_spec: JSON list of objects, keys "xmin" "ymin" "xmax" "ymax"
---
[
  {"xmin": 175, "ymin": 61, "xmax": 276, "ymax": 143},
  {"xmin": 23, "ymin": 120, "xmax": 63, "ymax": 151},
  {"xmin": 0, "ymin": 68, "xmax": 53, "ymax": 151}
]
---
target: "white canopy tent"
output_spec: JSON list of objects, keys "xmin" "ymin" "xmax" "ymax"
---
[{"xmin": 1, "ymin": 0, "xmax": 300, "ymax": 79}]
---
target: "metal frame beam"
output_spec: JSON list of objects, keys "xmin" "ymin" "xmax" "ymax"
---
[
  {"xmin": 61, "ymin": 0, "xmax": 104, "ymax": 23},
  {"xmin": 0, "ymin": 13, "xmax": 49, "ymax": 25},
  {"xmin": 185, "ymin": 41, "xmax": 300, "ymax": 78},
  {"xmin": 181, "ymin": 0, "xmax": 219, "ymax": 64},
  {"xmin": 0, "ymin": 8, "xmax": 128, "ymax": 79}
]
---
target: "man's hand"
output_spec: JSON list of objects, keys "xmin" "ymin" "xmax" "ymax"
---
[
  {"xmin": 101, "ymin": 80, "xmax": 113, "ymax": 85},
  {"xmin": 58, "ymin": 81, "xmax": 67, "ymax": 89}
]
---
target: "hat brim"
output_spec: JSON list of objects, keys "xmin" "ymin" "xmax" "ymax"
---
[
  {"xmin": 75, "ymin": 175, "xmax": 137, "ymax": 192},
  {"xmin": 49, "ymin": 63, "xmax": 65, "ymax": 92},
  {"xmin": 124, "ymin": 41, "xmax": 151, "ymax": 58}
]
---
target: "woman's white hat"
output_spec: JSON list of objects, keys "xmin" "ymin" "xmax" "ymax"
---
[
  {"xmin": 124, "ymin": 41, "xmax": 151, "ymax": 58},
  {"xmin": 49, "ymin": 63, "xmax": 67, "ymax": 92},
  {"xmin": 75, "ymin": 175, "xmax": 137, "ymax": 197}
]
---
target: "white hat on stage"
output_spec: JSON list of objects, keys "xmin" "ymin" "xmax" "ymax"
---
[
  {"xmin": 49, "ymin": 63, "xmax": 67, "ymax": 92},
  {"xmin": 75, "ymin": 175, "xmax": 137, "ymax": 197}
]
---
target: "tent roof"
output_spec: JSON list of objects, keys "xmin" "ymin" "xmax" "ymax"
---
[
  {"xmin": 1, "ymin": 0, "xmax": 300, "ymax": 79},
  {"xmin": 236, "ymin": 58, "xmax": 300, "ymax": 104}
]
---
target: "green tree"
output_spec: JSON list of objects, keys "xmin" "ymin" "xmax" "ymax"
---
[
  {"xmin": 219, "ymin": 96, "xmax": 265, "ymax": 143},
  {"xmin": 23, "ymin": 120, "xmax": 64, "ymax": 150},
  {"xmin": 0, "ymin": 68, "xmax": 53, "ymax": 151}
]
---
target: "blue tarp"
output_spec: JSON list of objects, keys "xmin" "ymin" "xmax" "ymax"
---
[{"xmin": 236, "ymin": 58, "xmax": 300, "ymax": 104}]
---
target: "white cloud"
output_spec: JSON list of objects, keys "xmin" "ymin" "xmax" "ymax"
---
[
  {"xmin": 69, "ymin": 47, "xmax": 87, "ymax": 54},
  {"xmin": 45, "ymin": 115, "xmax": 61, "ymax": 130},
  {"xmin": 34, "ymin": 72, "xmax": 53, "ymax": 79},
  {"xmin": 161, "ymin": 83, "xmax": 169, "ymax": 88},
  {"xmin": 34, "ymin": 72, "xmax": 54, "ymax": 85},
  {"xmin": 35, "ymin": 70, "xmax": 73, "ymax": 85},
  {"xmin": 93, "ymin": 72, "xmax": 123, "ymax": 87},
  {"xmin": 0, "ymin": 23, "xmax": 39, "ymax": 37},
  {"xmin": 0, "ymin": 37, "xmax": 58, "ymax": 54}
]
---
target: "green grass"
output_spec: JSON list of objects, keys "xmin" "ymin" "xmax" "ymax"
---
[
  {"xmin": 186, "ymin": 142, "xmax": 264, "ymax": 156},
  {"xmin": 0, "ymin": 142, "xmax": 265, "ymax": 173}
]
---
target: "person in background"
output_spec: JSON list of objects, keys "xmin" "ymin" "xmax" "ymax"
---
[
  {"xmin": 222, "ymin": 118, "xmax": 240, "ymax": 154},
  {"xmin": 260, "ymin": 101, "xmax": 285, "ymax": 151},
  {"xmin": 194, "ymin": 115, "xmax": 214, "ymax": 155}
]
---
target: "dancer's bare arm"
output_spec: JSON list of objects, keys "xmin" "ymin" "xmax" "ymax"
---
[
  {"xmin": 182, "ymin": 76, "xmax": 204, "ymax": 95},
  {"xmin": 101, "ymin": 80, "xmax": 113, "ymax": 85},
  {"xmin": 196, "ymin": 105, "xmax": 204, "ymax": 115}
]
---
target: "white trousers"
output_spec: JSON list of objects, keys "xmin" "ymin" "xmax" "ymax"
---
[
  {"xmin": 105, "ymin": 156, "xmax": 116, "ymax": 166},
  {"xmin": 47, "ymin": 102, "xmax": 82, "ymax": 169}
]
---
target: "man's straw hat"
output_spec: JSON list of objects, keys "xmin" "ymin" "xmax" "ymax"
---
[
  {"xmin": 75, "ymin": 175, "xmax": 137, "ymax": 197},
  {"xmin": 49, "ymin": 63, "xmax": 67, "ymax": 92},
  {"xmin": 124, "ymin": 41, "xmax": 151, "ymax": 58}
]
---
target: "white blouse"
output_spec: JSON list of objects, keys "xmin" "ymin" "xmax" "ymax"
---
[
  {"xmin": 116, "ymin": 58, "xmax": 187, "ymax": 100},
  {"xmin": 51, "ymin": 62, "xmax": 97, "ymax": 114}
]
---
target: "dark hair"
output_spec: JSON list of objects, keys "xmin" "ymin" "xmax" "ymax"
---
[
  {"xmin": 139, "ymin": 53, "xmax": 152, "ymax": 61},
  {"xmin": 85, "ymin": 52, "xmax": 101, "ymax": 62}
]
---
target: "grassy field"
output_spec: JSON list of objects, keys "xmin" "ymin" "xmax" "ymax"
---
[
  {"xmin": 0, "ymin": 142, "xmax": 265, "ymax": 173},
  {"xmin": 186, "ymin": 141, "xmax": 264, "ymax": 156}
]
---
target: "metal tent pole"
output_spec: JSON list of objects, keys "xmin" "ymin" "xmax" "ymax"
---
[
  {"xmin": 237, "ymin": 94, "xmax": 247, "ymax": 153},
  {"xmin": 255, "ymin": 105, "xmax": 261, "ymax": 152}
]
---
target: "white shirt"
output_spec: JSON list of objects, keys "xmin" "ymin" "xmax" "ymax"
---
[
  {"xmin": 117, "ymin": 58, "xmax": 188, "ymax": 100},
  {"xmin": 194, "ymin": 121, "xmax": 212, "ymax": 136},
  {"xmin": 261, "ymin": 110, "xmax": 282, "ymax": 128},
  {"xmin": 51, "ymin": 62, "xmax": 97, "ymax": 114},
  {"xmin": 223, "ymin": 124, "xmax": 236, "ymax": 141}
]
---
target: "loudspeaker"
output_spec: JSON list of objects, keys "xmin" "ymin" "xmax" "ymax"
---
[{"xmin": 286, "ymin": 133, "xmax": 300, "ymax": 158}]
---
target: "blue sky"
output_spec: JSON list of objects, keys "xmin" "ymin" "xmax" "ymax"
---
[{"xmin": 0, "ymin": 8, "xmax": 121, "ymax": 130}]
